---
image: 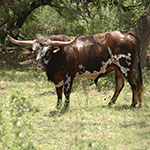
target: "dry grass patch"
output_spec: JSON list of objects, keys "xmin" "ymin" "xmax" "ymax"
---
[{"xmin": 0, "ymin": 66, "xmax": 150, "ymax": 150}]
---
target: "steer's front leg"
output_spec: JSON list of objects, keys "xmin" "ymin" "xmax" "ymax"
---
[
  {"xmin": 63, "ymin": 73, "xmax": 73, "ymax": 110},
  {"xmin": 56, "ymin": 86, "xmax": 63, "ymax": 109}
]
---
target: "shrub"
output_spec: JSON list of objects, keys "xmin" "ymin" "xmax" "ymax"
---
[{"xmin": 1, "ymin": 91, "xmax": 39, "ymax": 150}]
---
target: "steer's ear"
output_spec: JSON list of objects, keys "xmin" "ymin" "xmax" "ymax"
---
[
  {"xmin": 24, "ymin": 47, "xmax": 33, "ymax": 53},
  {"xmin": 53, "ymin": 46, "xmax": 60, "ymax": 53}
]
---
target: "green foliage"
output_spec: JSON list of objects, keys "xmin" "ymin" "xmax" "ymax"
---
[
  {"xmin": 21, "ymin": 5, "xmax": 86, "ymax": 38},
  {"xmin": 0, "ymin": 0, "xmax": 149, "ymax": 44},
  {"xmin": 1, "ymin": 91, "xmax": 39, "ymax": 150},
  {"xmin": 74, "ymin": 136, "xmax": 108, "ymax": 150},
  {"xmin": 19, "ymin": 0, "xmax": 147, "ymax": 39},
  {"xmin": 95, "ymin": 72, "xmax": 115, "ymax": 91},
  {"xmin": 9, "ymin": 91, "xmax": 39, "ymax": 116},
  {"xmin": 0, "ymin": 65, "xmax": 47, "ymax": 83}
]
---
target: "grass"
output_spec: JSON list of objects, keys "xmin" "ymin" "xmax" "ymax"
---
[{"xmin": 0, "ymin": 65, "xmax": 150, "ymax": 150}]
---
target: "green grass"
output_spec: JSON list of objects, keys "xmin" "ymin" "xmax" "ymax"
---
[{"xmin": 0, "ymin": 65, "xmax": 150, "ymax": 150}]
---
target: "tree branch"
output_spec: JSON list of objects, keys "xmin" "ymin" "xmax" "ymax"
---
[{"xmin": 7, "ymin": 0, "xmax": 54, "ymax": 29}]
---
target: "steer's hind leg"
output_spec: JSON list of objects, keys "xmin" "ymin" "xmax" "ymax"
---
[
  {"xmin": 125, "ymin": 71, "xmax": 139, "ymax": 107},
  {"xmin": 108, "ymin": 70, "xmax": 124, "ymax": 106}
]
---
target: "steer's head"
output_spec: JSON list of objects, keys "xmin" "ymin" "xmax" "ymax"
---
[{"xmin": 7, "ymin": 35, "xmax": 79, "ymax": 72}]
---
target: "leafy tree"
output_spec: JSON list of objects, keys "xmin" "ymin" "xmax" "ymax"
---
[{"xmin": 0, "ymin": 0, "xmax": 53, "ymax": 43}]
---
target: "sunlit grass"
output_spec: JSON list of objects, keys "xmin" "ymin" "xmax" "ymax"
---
[{"xmin": 0, "ymin": 66, "xmax": 150, "ymax": 150}]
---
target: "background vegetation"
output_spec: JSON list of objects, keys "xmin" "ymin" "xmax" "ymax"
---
[
  {"xmin": 0, "ymin": 0, "xmax": 150, "ymax": 67},
  {"xmin": 0, "ymin": 0, "xmax": 150, "ymax": 149}
]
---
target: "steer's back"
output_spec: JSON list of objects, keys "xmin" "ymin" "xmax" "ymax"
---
[{"xmin": 72, "ymin": 31, "xmax": 139, "ymax": 79}]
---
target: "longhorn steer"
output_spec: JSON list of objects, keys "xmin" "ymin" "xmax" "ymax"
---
[{"xmin": 8, "ymin": 31, "xmax": 143, "ymax": 110}]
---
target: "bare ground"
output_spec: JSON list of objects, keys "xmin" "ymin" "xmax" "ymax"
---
[{"xmin": 0, "ymin": 46, "xmax": 34, "ymax": 68}]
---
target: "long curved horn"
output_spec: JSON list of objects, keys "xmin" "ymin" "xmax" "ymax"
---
[
  {"xmin": 50, "ymin": 35, "xmax": 79, "ymax": 46},
  {"xmin": 7, "ymin": 35, "xmax": 34, "ymax": 46}
]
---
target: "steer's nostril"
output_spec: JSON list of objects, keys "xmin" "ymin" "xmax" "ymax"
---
[
  {"xmin": 36, "ymin": 64, "xmax": 45, "ymax": 72},
  {"xmin": 37, "ymin": 63, "xmax": 43, "ymax": 68},
  {"xmin": 37, "ymin": 65, "xmax": 42, "ymax": 68}
]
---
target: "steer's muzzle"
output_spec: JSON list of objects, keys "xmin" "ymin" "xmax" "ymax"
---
[
  {"xmin": 36, "ymin": 66, "xmax": 45, "ymax": 72},
  {"xmin": 36, "ymin": 63, "xmax": 45, "ymax": 72},
  {"xmin": 36, "ymin": 58, "xmax": 46, "ymax": 72},
  {"xmin": 36, "ymin": 67, "xmax": 45, "ymax": 72}
]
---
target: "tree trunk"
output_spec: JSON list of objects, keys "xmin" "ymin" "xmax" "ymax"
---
[
  {"xmin": 0, "ymin": 0, "xmax": 53, "ymax": 44},
  {"xmin": 134, "ymin": 7, "xmax": 150, "ymax": 68}
]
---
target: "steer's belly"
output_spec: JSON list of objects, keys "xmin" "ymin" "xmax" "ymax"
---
[{"xmin": 75, "ymin": 71, "xmax": 99, "ymax": 79}]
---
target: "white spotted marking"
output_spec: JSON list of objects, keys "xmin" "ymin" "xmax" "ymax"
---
[
  {"xmin": 107, "ymin": 47, "xmax": 131, "ymax": 77},
  {"xmin": 115, "ymin": 31, "xmax": 125, "ymax": 38},
  {"xmin": 43, "ymin": 59, "xmax": 49, "ymax": 65},
  {"xmin": 127, "ymin": 35, "xmax": 133, "ymax": 41},
  {"xmin": 78, "ymin": 64, "xmax": 83, "ymax": 69},
  {"xmin": 43, "ymin": 46, "xmax": 49, "ymax": 53},
  {"xmin": 32, "ymin": 42, "xmax": 39, "ymax": 51},
  {"xmin": 65, "ymin": 73, "xmax": 71, "ymax": 91},
  {"xmin": 47, "ymin": 39, "xmax": 51, "ymax": 44},
  {"xmin": 55, "ymin": 80, "xmax": 64, "ymax": 88},
  {"xmin": 76, "ymin": 40, "xmax": 84, "ymax": 50},
  {"xmin": 75, "ymin": 47, "xmax": 132, "ymax": 79},
  {"xmin": 115, "ymin": 31, "xmax": 125, "ymax": 40},
  {"xmin": 99, "ymin": 59, "xmax": 112, "ymax": 74},
  {"xmin": 36, "ymin": 53, "xmax": 41, "ymax": 61}
]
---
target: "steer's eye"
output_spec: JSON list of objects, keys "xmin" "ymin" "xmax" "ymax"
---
[{"xmin": 46, "ymin": 51, "xmax": 51, "ymax": 57}]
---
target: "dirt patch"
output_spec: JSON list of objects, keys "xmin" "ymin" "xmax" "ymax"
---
[{"xmin": 0, "ymin": 46, "xmax": 34, "ymax": 68}]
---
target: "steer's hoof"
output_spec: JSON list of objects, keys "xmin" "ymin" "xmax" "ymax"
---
[
  {"xmin": 130, "ymin": 104, "xmax": 136, "ymax": 108},
  {"xmin": 139, "ymin": 103, "xmax": 142, "ymax": 108},
  {"xmin": 62, "ymin": 105, "xmax": 69, "ymax": 112},
  {"xmin": 58, "ymin": 104, "xmax": 69, "ymax": 113},
  {"xmin": 108, "ymin": 101, "xmax": 115, "ymax": 107}
]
